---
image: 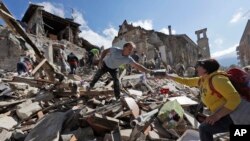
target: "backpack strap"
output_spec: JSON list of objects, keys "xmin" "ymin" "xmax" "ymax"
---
[
  {"xmin": 198, "ymin": 77, "xmax": 204, "ymax": 88},
  {"xmin": 198, "ymin": 78, "xmax": 201, "ymax": 86},
  {"xmin": 208, "ymin": 73, "xmax": 228, "ymax": 98}
]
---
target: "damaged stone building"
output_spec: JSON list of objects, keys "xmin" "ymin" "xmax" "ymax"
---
[
  {"xmin": 236, "ymin": 19, "xmax": 250, "ymax": 66},
  {"xmin": 113, "ymin": 20, "xmax": 210, "ymax": 68},
  {"xmin": 0, "ymin": 3, "xmax": 100, "ymax": 71},
  {"xmin": 21, "ymin": 4, "xmax": 81, "ymax": 45}
]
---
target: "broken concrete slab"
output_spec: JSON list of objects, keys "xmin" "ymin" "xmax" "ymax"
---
[
  {"xmin": 8, "ymin": 82, "xmax": 29, "ymax": 90},
  {"xmin": 168, "ymin": 96, "xmax": 198, "ymax": 106},
  {"xmin": 148, "ymin": 130, "xmax": 160, "ymax": 140},
  {"xmin": 120, "ymin": 129, "xmax": 132, "ymax": 141},
  {"xmin": 16, "ymin": 99, "xmax": 42, "ymax": 120},
  {"xmin": 0, "ymin": 129, "xmax": 12, "ymax": 141},
  {"xmin": 0, "ymin": 116, "xmax": 18, "ymax": 130},
  {"xmin": 128, "ymin": 89, "xmax": 143, "ymax": 97}
]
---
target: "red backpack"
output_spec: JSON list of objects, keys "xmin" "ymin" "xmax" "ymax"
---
[{"xmin": 208, "ymin": 68, "xmax": 250, "ymax": 101}]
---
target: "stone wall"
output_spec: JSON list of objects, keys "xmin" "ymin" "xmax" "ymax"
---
[
  {"xmin": 0, "ymin": 28, "xmax": 25, "ymax": 71},
  {"xmin": 238, "ymin": 21, "xmax": 250, "ymax": 66}
]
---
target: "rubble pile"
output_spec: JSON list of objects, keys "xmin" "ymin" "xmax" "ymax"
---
[{"xmin": 0, "ymin": 69, "xmax": 206, "ymax": 141}]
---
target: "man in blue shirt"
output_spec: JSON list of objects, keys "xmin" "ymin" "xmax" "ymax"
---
[{"xmin": 88, "ymin": 42, "xmax": 152, "ymax": 100}]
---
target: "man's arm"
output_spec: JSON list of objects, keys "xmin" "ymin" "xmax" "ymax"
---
[
  {"xmin": 99, "ymin": 48, "xmax": 110, "ymax": 62},
  {"xmin": 98, "ymin": 48, "xmax": 110, "ymax": 68},
  {"xmin": 130, "ymin": 62, "xmax": 151, "ymax": 73}
]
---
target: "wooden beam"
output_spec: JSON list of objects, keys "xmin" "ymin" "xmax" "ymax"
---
[
  {"xmin": 31, "ymin": 58, "xmax": 47, "ymax": 75},
  {"xmin": 54, "ymin": 89, "xmax": 114, "ymax": 97},
  {"xmin": 11, "ymin": 76, "xmax": 54, "ymax": 87}
]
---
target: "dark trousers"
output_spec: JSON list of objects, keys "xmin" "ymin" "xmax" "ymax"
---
[
  {"xmin": 199, "ymin": 114, "xmax": 233, "ymax": 141},
  {"xmin": 88, "ymin": 52, "xmax": 94, "ymax": 67},
  {"xmin": 89, "ymin": 62, "xmax": 120, "ymax": 99},
  {"xmin": 69, "ymin": 63, "xmax": 77, "ymax": 74}
]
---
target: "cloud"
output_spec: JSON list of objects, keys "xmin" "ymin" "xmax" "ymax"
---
[
  {"xmin": 230, "ymin": 9, "xmax": 247, "ymax": 23},
  {"xmin": 79, "ymin": 30, "xmax": 113, "ymax": 48},
  {"xmin": 214, "ymin": 38, "xmax": 223, "ymax": 48},
  {"xmin": 211, "ymin": 44, "xmax": 238, "ymax": 59},
  {"xmin": 72, "ymin": 10, "xmax": 117, "ymax": 48},
  {"xmin": 103, "ymin": 27, "xmax": 118, "ymax": 40},
  {"xmin": 71, "ymin": 10, "xmax": 88, "ymax": 29},
  {"xmin": 130, "ymin": 20, "xmax": 153, "ymax": 30},
  {"xmin": 159, "ymin": 27, "xmax": 176, "ymax": 35},
  {"xmin": 37, "ymin": 2, "xmax": 65, "ymax": 18}
]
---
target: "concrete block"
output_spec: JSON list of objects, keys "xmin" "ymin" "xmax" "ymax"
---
[
  {"xmin": 0, "ymin": 129, "xmax": 12, "ymax": 141},
  {"xmin": 16, "ymin": 100, "xmax": 42, "ymax": 120},
  {"xmin": 9, "ymin": 82, "xmax": 29, "ymax": 90},
  {"xmin": 120, "ymin": 129, "xmax": 132, "ymax": 141},
  {"xmin": 148, "ymin": 130, "xmax": 160, "ymax": 140},
  {"xmin": 0, "ymin": 116, "xmax": 18, "ymax": 130}
]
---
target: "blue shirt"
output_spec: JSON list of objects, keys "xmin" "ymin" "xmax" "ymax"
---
[{"xmin": 104, "ymin": 47, "xmax": 135, "ymax": 69}]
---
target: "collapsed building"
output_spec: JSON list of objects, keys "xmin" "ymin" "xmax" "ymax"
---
[
  {"xmin": 113, "ymin": 20, "xmax": 210, "ymax": 69},
  {"xmin": 0, "ymin": 3, "xmax": 100, "ymax": 72},
  {"xmin": 21, "ymin": 4, "xmax": 81, "ymax": 45}
]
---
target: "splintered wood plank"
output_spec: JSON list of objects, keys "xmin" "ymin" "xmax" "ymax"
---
[
  {"xmin": 31, "ymin": 59, "xmax": 47, "ymax": 75},
  {"xmin": 80, "ymin": 89, "xmax": 114, "ymax": 96},
  {"xmin": 37, "ymin": 111, "xmax": 44, "ymax": 120},
  {"xmin": 123, "ymin": 97, "xmax": 139, "ymax": 118},
  {"xmin": 11, "ymin": 76, "xmax": 54, "ymax": 88},
  {"xmin": 0, "ymin": 99, "xmax": 26, "ymax": 108},
  {"xmin": 69, "ymin": 135, "xmax": 77, "ymax": 141}
]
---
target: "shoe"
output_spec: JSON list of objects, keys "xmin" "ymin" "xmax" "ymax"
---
[{"xmin": 115, "ymin": 95, "xmax": 120, "ymax": 101}]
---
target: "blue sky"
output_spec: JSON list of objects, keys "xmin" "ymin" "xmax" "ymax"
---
[{"xmin": 1, "ymin": 0, "xmax": 250, "ymax": 66}]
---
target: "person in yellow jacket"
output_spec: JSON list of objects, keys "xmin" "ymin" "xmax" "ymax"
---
[{"xmin": 165, "ymin": 58, "xmax": 241, "ymax": 141}]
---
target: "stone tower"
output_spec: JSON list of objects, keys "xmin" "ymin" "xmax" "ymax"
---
[{"xmin": 195, "ymin": 28, "xmax": 210, "ymax": 59}]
